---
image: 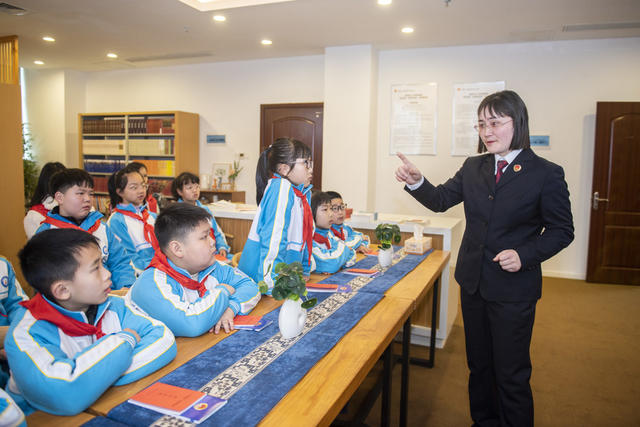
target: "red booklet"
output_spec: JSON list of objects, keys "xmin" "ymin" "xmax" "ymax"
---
[{"xmin": 129, "ymin": 382, "xmax": 205, "ymax": 413}]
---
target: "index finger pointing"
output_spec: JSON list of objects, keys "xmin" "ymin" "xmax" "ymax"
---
[{"xmin": 396, "ymin": 152, "xmax": 412, "ymax": 165}]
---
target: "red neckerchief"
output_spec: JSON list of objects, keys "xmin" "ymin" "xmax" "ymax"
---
[
  {"xmin": 29, "ymin": 204, "xmax": 50, "ymax": 217},
  {"xmin": 331, "ymin": 225, "xmax": 345, "ymax": 241},
  {"xmin": 313, "ymin": 232, "xmax": 331, "ymax": 249},
  {"xmin": 43, "ymin": 216, "xmax": 101, "ymax": 234},
  {"xmin": 147, "ymin": 250, "xmax": 209, "ymax": 297},
  {"xmin": 20, "ymin": 293, "xmax": 106, "ymax": 339},
  {"xmin": 292, "ymin": 187, "xmax": 313, "ymax": 262},
  {"xmin": 146, "ymin": 195, "xmax": 159, "ymax": 214},
  {"xmin": 209, "ymin": 228, "xmax": 217, "ymax": 245},
  {"xmin": 113, "ymin": 207, "xmax": 158, "ymax": 250}
]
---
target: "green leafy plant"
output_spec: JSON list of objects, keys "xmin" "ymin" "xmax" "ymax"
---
[
  {"xmin": 258, "ymin": 261, "xmax": 317, "ymax": 309},
  {"xmin": 228, "ymin": 160, "xmax": 243, "ymax": 181},
  {"xmin": 22, "ymin": 123, "xmax": 39, "ymax": 205},
  {"xmin": 375, "ymin": 223, "xmax": 401, "ymax": 250}
]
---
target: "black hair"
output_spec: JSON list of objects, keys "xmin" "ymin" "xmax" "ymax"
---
[
  {"xmin": 127, "ymin": 162, "xmax": 147, "ymax": 175},
  {"xmin": 255, "ymin": 137, "xmax": 312, "ymax": 204},
  {"xmin": 476, "ymin": 90, "xmax": 530, "ymax": 153},
  {"xmin": 311, "ymin": 191, "xmax": 333, "ymax": 223},
  {"xmin": 325, "ymin": 191, "xmax": 342, "ymax": 201},
  {"xmin": 171, "ymin": 172, "xmax": 199, "ymax": 200},
  {"xmin": 108, "ymin": 164, "xmax": 143, "ymax": 207},
  {"xmin": 154, "ymin": 203, "xmax": 212, "ymax": 251},
  {"xmin": 29, "ymin": 162, "xmax": 66, "ymax": 207},
  {"xmin": 19, "ymin": 229, "xmax": 100, "ymax": 301},
  {"xmin": 49, "ymin": 168, "xmax": 94, "ymax": 195}
]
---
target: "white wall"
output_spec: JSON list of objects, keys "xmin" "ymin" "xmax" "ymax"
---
[
  {"xmin": 64, "ymin": 70, "xmax": 87, "ymax": 167},
  {"xmin": 85, "ymin": 55, "xmax": 324, "ymax": 204},
  {"xmin": 374, "ymin": 37, "xmax": 640, "ymax": 279}
]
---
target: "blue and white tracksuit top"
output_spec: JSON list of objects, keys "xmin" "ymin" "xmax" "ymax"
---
[
  {"xmin": 0, "ymin": 388, "xmax": 25, "ymax": 427},
  {"xmin": 107, "ymin": 203, "xmax": 157, "ymax": 274},
  {"xmin": 4, "ymin": 295, "xmax": 176, "ymax": 416},
  {"xmin": 312, "ymin": 228, "xmax": 357, "ymax": 274},
  {"xmin": 127, "ymin": 258, "xmax": 260, "ymax": 337},
  {"xmin": 177, "ymin": 199, "xmax": 231, "ymax": 255},
  {"xmin": 0, "ymin": 257, "xmax": 28, "ymax": 326},
  {"xmin": 331, "ymin": 223, "xmax": 369, "ymax": 251},
  {"xmin": 36, "ymin": 210, "xmax": 137, "ymax": 289},
  {"xmin": 238, "ymin": 175, "xmax": 313, "ymax": 293}
]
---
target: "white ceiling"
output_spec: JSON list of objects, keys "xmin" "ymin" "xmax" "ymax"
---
[{"xmin": 2, "ymin": 0, "xmax": 639, "ymax": 72}]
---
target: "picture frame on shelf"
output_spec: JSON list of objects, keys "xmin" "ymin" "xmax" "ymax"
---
[{"xmin": 212, "ymin": 163, "xmax": 231, "ymax": 183}]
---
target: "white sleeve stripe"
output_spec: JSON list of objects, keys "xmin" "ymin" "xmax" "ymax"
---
[
  {"xmin": 262, "ymin": 181, "xmax": 290, "ymax": 288},
  {"xmin": 153, "ymin": 270, "xmax": 224, "ymax": 316}
]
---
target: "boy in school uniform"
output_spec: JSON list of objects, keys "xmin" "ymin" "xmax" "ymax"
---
[
  {"xmin": 4, "ymin": 229, "xmax": 176, "ymax": 416},
  {"xmin": 127, "ymin": 203, "xmax": 261, "ymax": 337},
  {"xmin": 326, "ymin": 191, "xmax": 370, "ymax": 254},
  {"xmin": 36, "ymin": 169, "xmax": 136, "ymax": 289},
  {"xmin": 0, "ymin": 257, "xmax": 29, "ymax": 388},
  {"xmin": 311, "ymin": 192, "xmax": 356, "ymax": 274}
]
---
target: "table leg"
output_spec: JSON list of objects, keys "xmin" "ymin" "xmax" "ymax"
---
[
  {"xmin": 409, "ymin": 276, "xmax": 440, "ymax": 368},
  {"xmin": 400, "ymin": 318, "xmax": 411, "ymax": 427},
  {"xmin": 381, "ymin": 345, "xmax": 392, "ymax": 427}
]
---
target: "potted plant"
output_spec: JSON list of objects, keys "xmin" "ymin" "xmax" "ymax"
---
[
  {"xmin": 375, "ymin": 223, "xmax": 401, "ymax": 267},
  {"xmin": 228, "ymin": 160, "xmax": 243, "ymax": 191},
  {"xmin": 258, "ymin": 261, "xmax": 317, "ymax": 339}
]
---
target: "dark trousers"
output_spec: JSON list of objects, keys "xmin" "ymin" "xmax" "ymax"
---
[{"xmin": 461, "ymin": 288, "xmax": 537, "ymax": 427}]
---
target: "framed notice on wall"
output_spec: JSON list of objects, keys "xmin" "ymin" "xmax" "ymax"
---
[
  {"xmin": 389, "ymin": 83, "xmax": 438, "ymax": 156},
  {"xmin": 451, "ymin": 81, "xmax": 505, "ymax": 156}
]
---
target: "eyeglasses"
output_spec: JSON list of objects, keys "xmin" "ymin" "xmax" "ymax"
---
[
  {"xmin": 184, "ymin": 184, "xmax": 200, "ymax": 191},
  {"xmin": 126, "ymin": 183, "xmax": 148, "ymax": 191},
  {"xmin": 294, "ymin": 159, "xmax": 313, "ymax": 169},
  {"xmin": 474, "ymin": 119, "xmax": 513, "ymax": 132},
  {"xmin": 331, "ymin": 204, "xmax": 347, "ymax": 212}
]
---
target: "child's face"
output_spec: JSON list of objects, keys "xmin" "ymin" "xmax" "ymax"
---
[
  {"xmin": 178, "ymin": 181, "xmax": 200, "ymax": 204},
  {"xmin": 138, "ymin": 167, "xmax": 149, "ymax": 185},
  {"xmin": 178, "ymin": 220, "xmax": 216, "ymax": 274},
  {"xmin": 330, "ymin": 198, "xmax": 346, "ymax": 224},
  {"xmin": 56, "ymin": 184, "xmax": 94, "ymax": 221},
  {"xmin": 117, "ymin": 172, "xmax": 147, "ymax": 206},
  {"xmin": 315, "ymin": 202, "xmax": 334, "ymax": 229},
  {"xmin": 63, "ymin": 244, "xmax": 112, "ymax": 311},
  {"xmin": 283, "ymin": 158, "xmax": 312, "ymax": 186}
]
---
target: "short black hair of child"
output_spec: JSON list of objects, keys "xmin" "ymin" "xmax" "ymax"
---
[
  {"xmin": 19, "ymin": 229, "xmax": 100, "ymax": 301},
  {"xmin": 325, "ymin": 191, "xmax": 342, "ymax": 201},
  {"xmin": 311, "ymin": 191, "xmax": 333, "ymax": 223},
  {"xmin": 171, "ymin": 172, "xmax": 199, "ymax": 200},
  {"xmin": 50, "ymin": 168, "xmax": 94, "ymax": 194},
  {"xmin": 155, "ymin": 203, "xmax": 212, "ymax": 251}
]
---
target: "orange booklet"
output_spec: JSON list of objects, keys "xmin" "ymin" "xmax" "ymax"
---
[
  {"xmin": 214, "ymin": 254, "xmax": 229, "ymax": 263},
  {"xmin": 233, "ymin": 315, "xmax": 262, "ymax": 326},
  {"xmin": 306, "ymin": 283, "xmax": 339, "ymax": 290},
  {"xmin": 129, "ymin": 382, "xmax": 204, "ymax": 413},
  {"xmin": 346, "ymin": 268, "xmax": 378, "ymax": 274}
]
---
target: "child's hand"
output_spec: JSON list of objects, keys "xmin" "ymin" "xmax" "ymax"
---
[
  {"xmin": 211, "ymin": 308, "xmax": 235, "ymax": 334},
  {"xmin": 357, "ymin": 245, "xmax": 371, "ymax": 254},
  {"xmin": 219, "ymin": 283, "xmax": 236, "ymax": 295},
  {"xmin": 303, "ymin": 275, "xmax": 310, "ymax": 282},
  {"xmin": 218, "ymin": 249, "xmax": 228, "ymax": 258},
  {"xmin": 123, "ymin": 328, "xmax": 141, "ymax": 344}
]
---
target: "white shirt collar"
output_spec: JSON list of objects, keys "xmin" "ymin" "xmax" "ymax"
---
[{"xmin": 494, "ymin": 149, "xmax": 523, "ymax": 173}]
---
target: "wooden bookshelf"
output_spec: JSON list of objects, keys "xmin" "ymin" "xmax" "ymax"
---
[{"xmin": 78, "ymin": 111, "xmax": 199, "ymax": 214}]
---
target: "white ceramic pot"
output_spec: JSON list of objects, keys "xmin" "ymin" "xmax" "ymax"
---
[
  {"xmin": 378, "ymin": 246, "xmax": 394, "ymax": 268},
  {"xmin": 278, "ymin": 298, "xmax": 307, "ymax": 339}
]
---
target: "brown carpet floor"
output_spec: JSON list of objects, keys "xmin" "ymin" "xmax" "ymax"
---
[{"xmin": 362, "ymin": 275, "xmax": 640, "ymax": 426}]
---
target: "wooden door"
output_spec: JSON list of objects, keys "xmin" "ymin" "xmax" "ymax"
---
[
  {"xmin": 260, "ymin": 103, "xmax": 323, "ymax": 190},
  {"xmin": 586, "ymin": 102, "xmax": 640, "ymax": 284}
]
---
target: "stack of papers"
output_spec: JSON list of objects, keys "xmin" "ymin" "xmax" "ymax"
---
[
  {"xmin": 306, "ymin": 283, "xmax": 352, "ymax": 293},
  {"xmin": 234, "ymin": 315, "xmax": 272, "ymax": 332},
  {"xmin": 128, "ymin": 382, "xmax": 227, "ymax": 424},
  {"xmin": 343, "ymin": 268, "xmax": 380, "ymax": 278}
]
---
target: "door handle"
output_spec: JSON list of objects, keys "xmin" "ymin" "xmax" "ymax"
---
[{"xmin": 592, "ymin": 191, "xmax": 609, "ymax": 210}]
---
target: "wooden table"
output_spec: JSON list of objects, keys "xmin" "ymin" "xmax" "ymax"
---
[{"xmin": 26, "ymin": 410, "xmax": 94, "ymax": 426}]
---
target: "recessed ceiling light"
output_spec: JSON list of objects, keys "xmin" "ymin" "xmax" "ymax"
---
[
  {"xmin": 34, "ymin": 60, "xmax": 44, "ymax": 65},
  {"xmin": 107, "ymin": 53, "xmax": 118, "ymax": 59},
  {"xmin": 261, "ymin": 39, "xmax": 272, "ymax": 45},
  {"xmin": 213, "ymin": 15, "xmax": 226, "ymax": 21},
  {"xmin": 378, "ymin": 0, "xmax": 392, "ymax": 5},
  {"xmin": 42, "ymin": 36, "xmax": 55, "ymax": 42},
  {"xmin": 401, "ymin": 27, "xmax": 414, "ymax": 33}
]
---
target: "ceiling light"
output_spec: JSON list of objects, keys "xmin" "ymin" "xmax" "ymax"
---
[
  {"xmin": 213, "ymin": 15, "xmax": 226, "ymax": 21},
  {"xmin": 261, "ymin": 39, "xmax": 272, "ymax": 45},
  {"xmin": 42, "ymin": 36, "xmax": 55, "ymax": 42},
  {"xmin": 401, "ymin": 27, "xmax": 414, "ymax": 33},
  {"xmin": 107, "ymin": 53, "xmax": 118, "ymax": 59},
  {"xmin": 33, "ymin": 60, "xmax": 44, "ymax": 65},
  {"xmin": 378, "ymin": 0, "xmax": 392, "ymax": 5}
]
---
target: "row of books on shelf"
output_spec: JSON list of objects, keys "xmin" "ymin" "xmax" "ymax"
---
[
  {"xmin": 82, "ymin": 139, "xmax": 174, "ymax": 156},
  {"xmin": 129, "ymin": 117, "xmax": 175, "ymax": 134},
  {"xmin": 83, "ymin": 118, "xmax": 125, "ymax": 134},
  {"xmin": 93, "ymin": 176, "xmax": 173, "ymax": 196},
  {"xmin": 84, "ymin": 159, "xmax": 175, "ymax": 176}
]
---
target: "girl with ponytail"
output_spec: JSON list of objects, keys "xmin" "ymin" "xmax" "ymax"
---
[{"xmin": 238, "ymin": 138, "xmax": 314, "ymax": 293}]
